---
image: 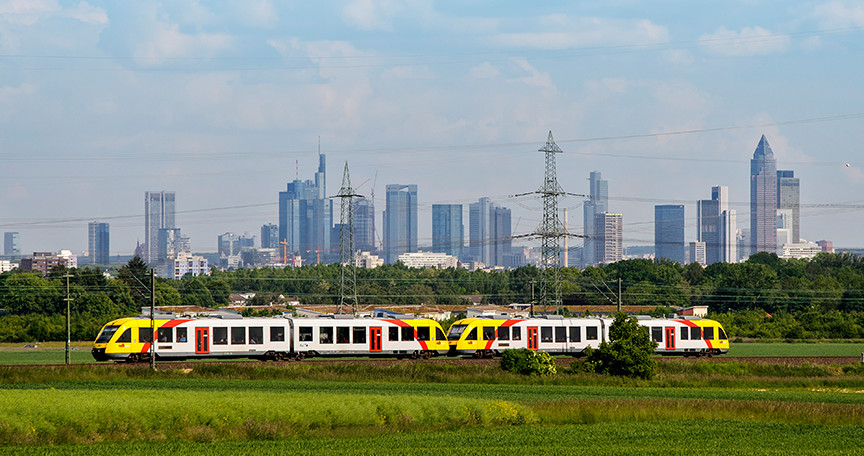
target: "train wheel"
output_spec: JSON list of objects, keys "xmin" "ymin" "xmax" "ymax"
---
[
  {"xmin": 410, "ymin": 351, "xmax": 420, "ymax": 360},
  {"xmin": 421, "ymin": 351, "xmax": 431, "ymax": 360},
  {"xmin": 473, "ymin": 350, "xmax": 482, "ymax": 358},
  {"xmin": 127, "ymin": 354, "xmax": 140, "ymax": 363},
  {"xmin": 294, "ymin": 352, "xmax": 306, "ymax": 361}
]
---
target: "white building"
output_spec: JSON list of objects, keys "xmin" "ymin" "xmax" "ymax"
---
[
  {"xmin": 780, "ymin": 240, "xmax": 823, "ymax": 259},
  {"xmin": 689, "ymin": 241, "xmax": 706, "ymax": 267},
  {"xmin": 0, "ymin": 260, "xmax": 16, "ymax": 273},
  {"xmin": 397, "ymin": 251, "xmax": 458, "ymax": 269},
  {"xmin": 171, "ymin": 252, "xmax": 210, "ymax": 279},
  {"xmin": 354, "ymin": 251, "xmax": 384, "ymax": 269}
]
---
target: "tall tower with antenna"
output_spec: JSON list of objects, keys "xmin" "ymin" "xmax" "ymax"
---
[
  {"xmin": 336, "ymin": 162, "xmax": 363, "ymax": 314},
  {"xmin": 537, "ymin": 131, "xmax": 565, "ymax": 313}
]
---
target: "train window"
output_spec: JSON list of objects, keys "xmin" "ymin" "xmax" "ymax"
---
[
  {"xmin": 139, "ymin": 328, "xmax": 153, "ymax": 343},
  {"xmin": 499, "ymin": 326, "xmax": 510, "ymax": 341},
  {"xmin": 447, "ymin": 325, "xmax": 467, "ymax": 341},
  {"xmin": 157, "ymin": 328, "xmax": 173, "ymax": 343},
  {"xmin": 569, "ymin": 327, "xmax": 580, "ymax": 342},
  {"xmin": 96, "ymin": 325, "xmax": 120, "ymax": 344},
  {"xmin": 299, "ymin": 327, "xmax": 313, "ymax": 342},
  {"xmin": 270, "ymin": 327, "xmax": 285, "ymax": 342},
  {"xmin": 320, "ymin": 327, "xmax": 333, "ymax": 344},
  {"xmin": 483, "ymin": 327, "xmax": 496, "ymax": 341},
  {"xmin": 465, "ymin": 327, "xmax": 478, "ymax": 341},
  {"xmin": 116, "ymin": 328, "xmax": 131, "ymax": 343},
  {"xmin": 417, "ymin": 327, "xmax": 430, "ymax": 341},
  {"xmin": 718, "ymin": 327, "xmax": 728, "ymax": 340},
  {"xmin": 540, "ymin": 327, "xmax": 553, "ymax": 342},
  {"xmin": 213, "ymin": 327, "xmax": 228, "ymax": 345},
  {"xmin": 681, "ymin": 327, "xmax": 689, "ymax": 340},
  {"xmin": 336, "ymin": 327, "xmax": 350, "ymax": 344},
  {"xmin": 249, "ymin": 327, "xmax": 263, "ymax": 345},
  {"xmin": 389, "ymin": 327, "xmax": 399, "ymax": 341},
  {"xmin": 353, "ymin": 327, "xmax": 366, "ymax": 344},
  {"xmin": 231, "ymin": 327, "xmax": 246, "ymax": 345},
  {"xmin": 651, "ymin": 327, "xmax": 663, "ymax": 342},
  {"xmin": 703, "ymin": 327, "xmax": 714, "ymax": 340},
  {"xmin": 555, "ymin": 327, "xmax": 567, "ymax": 343},
  {"xmin": 586, "ymin": 327, "xmax": 598, "ymax": 341},
  {"xmin": 436, "ymin": 328, "xmax": 447, "ymax": 341},
  {"xmin": 512, "ymin": 327, "xmax": 521, "ymax": 341},
  {"xmin": 691, "ymin": 327, "xmax": 701, "ymax": 340},
  {"xmin": 402, "ymin": 326, "xmax": 415, "ymax": 341},
  {"xmin": 176, "ymin": 327, "xmax": 187, "ymax": 343}
]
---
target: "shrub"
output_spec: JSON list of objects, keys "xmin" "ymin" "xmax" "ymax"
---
[
  {"xmin": 584, "ymin": 312, "xmax": 658, "ymax": 379},
  {"xmin": 500, "ymin": 349, "xmax": 557, "ymax": 376}
]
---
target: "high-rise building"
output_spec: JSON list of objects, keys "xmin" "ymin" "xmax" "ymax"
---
[
  {"xmin": 689, "ymin": 241, "xmax": 707, "ymax": 266},
  {"xmin": 468, "ymin": 198, "xmax": 511, "ymax": 267},
  {"xmin": 654, "ymin": 205, "xmax": 685, "ymax": 264},
  {"xmin": 751, "ymin": 135, "xmax": 777, "ymax": 255},
  {"xmin": 144, "ymin": 191, "xmax": 175, "ymax": 265},
  {"xmin": 697, "ymin": 199, "xmax": 721, "ymax": 265},
  {"xmin": 582, "ymin": 171, "xmax": 608, "ymax": 266},
  {"xmin": 278, "ymin": 155, "xmax": 332, "ymax": 264},
  {"xmin": 260, "ymin": 224, "xmax": 279, "ymax": 249},
  {"xmin": 3, "ymin": 232, "xmax": 20, "ymax": 256},
  {"xmin": 594, "ymin": 212, "xmax": 622, "ymax": 264},
  {"xmin": 88, "ymin": 222, "xmax": 110, "ymax": 266},
  {"xmin": 354, "ymin": 197, "xmax": 376, "ymax": 254},
  {"xmin": 777, "ymin": 170, "xmax": 800, "ymax": 244},
  {"xmin": 383, "ymin": 184, "xmax": 418, "ymax": 264},
  {"xmin": 432, "ymin": 204, "xmax": 463, "ymax": 258}
]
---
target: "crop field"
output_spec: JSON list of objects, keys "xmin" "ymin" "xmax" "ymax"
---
[{"xmin": 3, "ymin": 360, "xmax": 864, "ymax": 454}]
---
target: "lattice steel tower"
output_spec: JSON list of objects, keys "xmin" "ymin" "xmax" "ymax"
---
[
  {"xmin": 336, "ymin": 162, "xmax": 362, "ymax": 314},
  {"xmin": 537, "ymin": 131, "xmax": 565, "ymax": 313}
]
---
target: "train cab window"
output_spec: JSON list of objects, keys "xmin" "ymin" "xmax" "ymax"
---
[
  {"xmin": 703, "ymin": 327, "xmax": 714, "ymax": 340},
  {"xmin": 320, "ymin": 327, "xmax": 333, "ymax": 344},
  {"xmin": 483, "ymin": 327, "xmax": 496, "ymax": 341},
  {"xmin": 555, "ymin": 327, "xmax": 567, "ymax": 343},
  {"xmin": 499, "ymin": 326, "xmax": 510, "ymax": 341},
  {"xmin": 512, "ymin": 327, "xmax": 522, "ymax": 341},
  {"xmin": 651, "ymin": 327, "xmax": 663, "ymax": 343},
  {"xmin": 299, "ymin": 327, "xmax": 313, "ymax": 342},
  {"xmin": 691, "ymin": 327, "xmax": 701, "ymax": 340},
  {"xmin": 436, "ymin": 328, "xmax": 447, "ymax": 341},
  {"xmin": 389, "ymin": 327, "xmax": 399, "ymax": 341},
  {"xmin": 680, "ymin": 327, "xmax": 689, "ymax": 340},
  {"xmin": 417, "ymin": 326, "xmax": 430, "ymax": 341},
  {"xmin": 96, "ymin": 325, "xmax": 120, "ymax": 344},
  {"xmin": 231, "ymin": 327, "xmax": 246, "ymax": 345},
  {"xmin": 116, "ymin": 328, "xmax": 131, "ymax": 343},
  {"xmin": 465, "ymin": 327, "xmax": 478, "ymax": 341},
  {"xmin": 157, "ymin": 328, "xmax": 173, "ymax": 343},
  {"xmin": 139, "ymin": 328, "xmax": 153, "ymax": 343},
  {"xmin": 718, "ymin": 327, "xmax": 728, "ymax": 340},
  {"xmin": 336, "ymin": 327, "xmax": 350, "ymax": 344},
  {"xmin": 270, "ymin": 327, "xmax": 285, "ymax": 342},
  {"xmin": 447, "ymin": 325, "xmax": 467, "ymax": 341},
  {"xmin": 402, "ymin": 326, "xmax": 415, "ymax": 341},
  {"xmin": 586, "ymin": 327, "xmax": 598, "ymax": 341},
  {"xmin": 176, "ymin": 327, "xmax": 187, "ymax": 343},
  {"xmin": 353, "ymin": 327, "xmax": 366, "ymax": 344},
  {"xmin": 569, "ymin": 327, "xmax": 581, "ymax": 343},
  {"xmin": 249, "ymin": 327, "xmax": 263, "ymax": 345},
  {"xmin": 213, "ymin": 327, "xmax": 228, "ymax": 345},
  {"xmin": 540, "ymin": 327, "xmax": 553, "ymax": 343}
]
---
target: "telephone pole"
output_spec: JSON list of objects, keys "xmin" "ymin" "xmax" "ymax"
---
[
  {"xmin": 335, "ymin": 162, "xmax": 363, "ymax": 315},
  {"xmin": 64, "ymin": 274, "xmax": 72, "ymax": 365}
]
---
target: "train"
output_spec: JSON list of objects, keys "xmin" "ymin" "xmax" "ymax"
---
[
  {"xmin": 446, "ymin": 315, "xmax": 729, "ymax": 357},
  {"xmin": 91, "ymin": 312, "xmax": 449, "ymax": 362},
  {"xmin": 92, "ymin": 312, "xmax": 729, "ymax": 363}
]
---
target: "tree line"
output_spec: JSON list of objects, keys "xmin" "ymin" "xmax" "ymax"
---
[{"xmin": 3, "ymin": 252, "xmax": 864, "ymax": 342}]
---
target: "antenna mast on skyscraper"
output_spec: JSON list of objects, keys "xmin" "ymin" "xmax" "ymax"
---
[{"xmin": 334, "ymin": 161, "xmax": 363, "ymax": 315}]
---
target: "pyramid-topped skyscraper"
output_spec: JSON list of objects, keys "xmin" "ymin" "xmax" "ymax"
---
[{"xmin": 750, "ymin": 135, "xmax": 777, "ymax": 256}]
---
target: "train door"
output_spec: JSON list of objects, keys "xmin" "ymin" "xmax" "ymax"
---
[
  {"xmin": 527, "ymin": 327, "xmax": 538, "ymax": 350},
  {"xmin": 664, "ymin": 327, "xmax": 675, "ymax": 351},
  {"xmin": 195, "ymin": 327, "xmax": 209, "ymax": 354},
  {"xmin": 370, "ymin": 327, "xmax": 382, "ymax": 352}
]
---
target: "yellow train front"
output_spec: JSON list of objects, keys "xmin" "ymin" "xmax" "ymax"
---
[{"xmin": 91, "ymin": 317, "xmax": 182, "ymax": 362}]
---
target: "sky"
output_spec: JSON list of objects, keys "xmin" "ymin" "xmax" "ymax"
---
[{"xmin": 2, "ymin": 0, "xmax": 864, "ymax": 257}]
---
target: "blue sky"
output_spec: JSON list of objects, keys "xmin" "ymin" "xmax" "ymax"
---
[{"xmin": 2, "ymin": 0, "xmax": 863, "ymax": 256}]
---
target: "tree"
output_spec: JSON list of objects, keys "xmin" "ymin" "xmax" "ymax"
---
[
  {"xmin": 584, "ymin": 312, "xmax": 657, "ymax": 379},
  {"xmin": 117, "ymin": 256, "xmax": 151, "ymax": 307}
]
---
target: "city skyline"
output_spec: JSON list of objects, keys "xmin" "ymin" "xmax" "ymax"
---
[{"xmin": 2, "ymin": 2, "xmax": 864, "ymax": 255}]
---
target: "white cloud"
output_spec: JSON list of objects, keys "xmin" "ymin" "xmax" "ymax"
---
[
  {"xmin": 342, "ymin": 0, "xmax": 403, "ymax": 31},
  {"xmin": 134, "ymin": 20, "xmax": 234, "ymax": 63},
  {"xmin": 698, "ymin": 26, "xmax": 790, "ymax": 56},
  {"xmin": 467, "ymin": 62, "xmax": 499, "ymax": 79},
  {"xmin": 67, "ymin": 1, "xmax": 107, "ymax": 25},
  {"xmin": 381, "ymin": 65, "xmax": 435, "ymax": 80},
  {"xmin": 228, "ymin": 0, "xmax": 276, "ymax": 28},
  {"xmin": 0, "ymin": 0, "xmax": 107, "ymax": 25},
  {"xmin": 492, "ymin": 17, "xmax": 669, "ymax": 49},
  {"xmin": 509, "ymin": 58, "xmax": 555, "ymax": 92},
  {"xmin": 812, "ymin": 1, "xmax": 864, "ymax": 28}
]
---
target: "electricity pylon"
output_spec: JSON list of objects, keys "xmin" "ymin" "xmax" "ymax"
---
[
  {"xmin": 537, "ymin": 131, "xmax": 566, "ymax": 314},
  {"xmin": 336, "ymin": 162, "xmax": 363, "ymax": 314}
]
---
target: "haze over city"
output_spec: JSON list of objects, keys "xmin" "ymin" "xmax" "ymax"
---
[{"xmin": 2, "ymin": 1, "xmax": 864, "ymax": 256}]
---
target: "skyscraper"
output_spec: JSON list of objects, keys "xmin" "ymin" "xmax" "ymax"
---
[
  {"xmin": 3, "ymin": 232, "xmax": 20, "ymax": 256},
  {"xmin": 144, "ymin": 191, "xmax": 175, "ymax": 265},
  {"xmin": 383, "ymin": 184, "xmax": 418, "ymax": 264},
  {"xmin": 777, "ymin": 170, "xmax": 800, "ymax": 244},
  {"xmin": 432, "ymin": 204, "xmax": 463, "ymax": 258},
  {"xmin": 697, "ymin": 198, "xmax": 721, "ymax": 265},
  {"xmin": 594, "ymin": 212, "xmax": 622, "ymax": 264},
  {"xmin": 354, "ymin": 197, "xmax": 376, "ymax": 253},
  {"xmin": 468, "ymin": 198, "xmax": 512, "ymax": 267},
  {"xmin": 260, "ymin": 223, "xmax": 279, "ymax": 249},
  {"xmin": 278, "ymin": 154, "xmax": 332, "ymax": 263},
  {"xmin": 582, "ymin": 171, "xmax": 608, "ymax": 266},
  {"xmin": 751, "ymin": 135, "xmax": 778, "ymax": 255},
  {"xmin": 88, "ymin": 222, "xmax": 110, "ymax": 266},
  {"xmin": 654, "ymin": 205, "xmax": 685, "ymax": 264}
]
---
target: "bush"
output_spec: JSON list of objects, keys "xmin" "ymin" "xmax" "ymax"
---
[
  {"xmin": 584, "ymin": 312, "xmax": 658, "ymax": 379},
  {"xmin": 500, "ymin": 349, "xmax": 557, "ymax": 376}
]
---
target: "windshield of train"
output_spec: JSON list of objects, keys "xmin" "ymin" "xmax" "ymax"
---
[
  {"xmin": 95, "ymin": 325, "xmax": 120, "ymax": 344},
  {"xmin": 447, "ymin": 325, "xmax": 467, "ymax": 341}
]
